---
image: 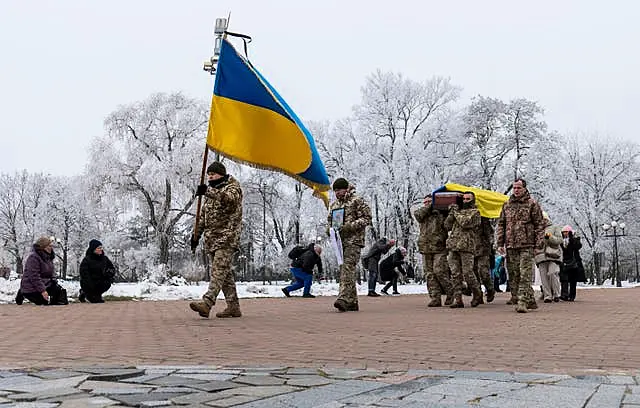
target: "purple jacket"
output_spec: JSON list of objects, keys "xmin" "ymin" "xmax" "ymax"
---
[{"xmin": 20, "ymin": 246, "xmax": 55, "ymax": 294}]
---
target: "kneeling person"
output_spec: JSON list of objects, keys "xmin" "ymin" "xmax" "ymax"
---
[
  {"xmin": 282, "ymin": 243, "xmax": 323, "ymax": 298},
  {"xmin": 79, "ymin": 239, "xmax": 116, "ymax": 303}
]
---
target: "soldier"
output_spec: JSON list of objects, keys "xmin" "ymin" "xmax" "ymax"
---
[
  {"xmin": 189, "ymin": 161, "xmax": 243, "ymax": 319},
  {"xmin": 473, "ymin": 216, "xmax": 496, "ymax": 303},
  {"xmin": 327, "ymin": 178, "xmax": 372, "ymax": 312},
  {"xmin": 445, "ymin": 192, "xmax": 483, "ymax": 308},
  {"xmin": 414, "ymin": 195, "xmax": 453, "ymax": 307},
  {"xmin": 496, "ymin": 178, "xmax": 545, "ymax": 313}
]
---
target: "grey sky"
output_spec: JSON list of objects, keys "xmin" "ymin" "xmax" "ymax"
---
[{"xmin": 1, "ymin": 0, "xmax": 638, "ymax": 176}]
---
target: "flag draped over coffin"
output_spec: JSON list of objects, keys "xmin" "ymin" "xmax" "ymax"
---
[
  {"xmin": 206, "ymin": 38, "xmax": 330, "ymax": 206},
  {"xmin": 433, "ymin": 183, "xmax": 509, "ymax": 218}
]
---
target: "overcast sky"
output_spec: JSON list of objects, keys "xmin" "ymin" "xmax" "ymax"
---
[{"xmin": 1, "ymin": 0, "xmax": 638, "ymax": 176}]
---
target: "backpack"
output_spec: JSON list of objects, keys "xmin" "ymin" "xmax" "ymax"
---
[{"xmin": 288, "ymin": 245, "xmax": 307, "ymax": 261}]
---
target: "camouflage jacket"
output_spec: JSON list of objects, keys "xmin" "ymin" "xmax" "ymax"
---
[
  {"xmin": 413, "ymin": 206, "xmax": 448, "ymax": 254},
  {"xmin": 327, "ymin": 187, "xmax": 372, "ymax": 248},
  {"xmin": 195, "ymin": 176, "xmax": 243, "ymax": 252},
  {"xmin": 444, "ymin": 206, "xmax": 481, "ymax": 253},
  {"xmin": 474, "ymin": 217, "xmax": 495, "ymax": 256},
  {"xmin": 496, "ymin": 191, "xmax": 544, "ymax": 250}
]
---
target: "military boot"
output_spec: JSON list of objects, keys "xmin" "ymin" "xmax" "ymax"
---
[
  {"xmin": 216, "ymin": 302, "xmax": 242, "ymax": 318},
  {"xmin": 527, "ymin": 301, "xmax": 538, "ymax": 310},
  {"xmin": 486, "ymin": 288, "xmax": 495, "ymax": 303},
  {"xmin": 427, "ymin": 298, "xmax": 442, "ymax": 307},
  {"xmin": 334, "ymin": 298, "xmax": 347, "ymax": 312},
  {"xmin": 515, "ymin": 301, "xmax": 528, "ymax": 313},
  {"xmin": 505, "ymin": 295, "xmax": 518, "ymax": 305},
  {"xmin": 470, "ymin": 289, "xmax": 483, "ymax": 307},
  {"xmin": 449, "ymin": 295, "xmax": 464, "ymax": 308},
  {"xmin": 189, "ymin": 301, "xmax": 211, "ymax": 318},
  {"xmin": 444, "ymin": 294, "xmax": 453, "ymax": 306},
  {"xmin": 345, "ymin": 302, "xmax": 359, "ymax": 312}
]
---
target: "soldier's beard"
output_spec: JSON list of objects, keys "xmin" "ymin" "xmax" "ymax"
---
[{"xmin": 462, "ymin": 202, "xmax": 473, "ymax": 209}]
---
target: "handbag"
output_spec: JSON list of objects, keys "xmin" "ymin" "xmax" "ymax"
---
[{"xmin": 544, "ymin": 245, "xmax": 561, "ymax": 259}]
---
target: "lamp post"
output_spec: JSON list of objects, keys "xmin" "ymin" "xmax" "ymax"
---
[
  {"xmin": 238, "ymin": 254, "xmax": 247, "ymax": 282},
  {"xmin": 602, "ymin": 220, "xmax": 626, "ymax": 287}
]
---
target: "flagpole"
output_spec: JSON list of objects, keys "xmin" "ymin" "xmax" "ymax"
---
[{"xmin": 192, "ymin": 16, "xmax": 230, "ymax": 253}]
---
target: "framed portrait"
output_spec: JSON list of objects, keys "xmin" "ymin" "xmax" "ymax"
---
[{"xmin": 331, "ymin": 208, "xmax": 345, "ymax": 230}]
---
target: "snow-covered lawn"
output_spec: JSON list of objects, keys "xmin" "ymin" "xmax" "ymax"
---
[{"xmin": 1, "ymin": 275, "xmax": 639, "ymax": 304}]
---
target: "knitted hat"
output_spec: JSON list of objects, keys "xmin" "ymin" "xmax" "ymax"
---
[
  {"xmin": 207, "ymin": 161, "xmax": 226, "ymax": 176},
  {"xmin": 561, "ymin": 225, "xmax": 573, "ymax": 233},
  {"xmin": 332, "ymin": 177, "xmax": 349, "ymax": 190},
  {"xmin": 88, "ymin": 239, "xmax": 103, "ymax": 252},
  {"xmin": 35, "ymin": 236, "xmax": 52, "ymax": 249}
]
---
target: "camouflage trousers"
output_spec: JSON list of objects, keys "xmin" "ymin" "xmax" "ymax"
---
[
  {"xmin": 474, "ymin": 254, "xmax": 493, "ymax": 291},
  {"xmin": 447, "ymin": 251, "xmax": 479, "ymax": 297},
  {"xmin": 202, "ymin": 248, "xmax": 240, "ymax": 309},
  {"xmin": 423, "ymin": 252, "xmax": 452, "ymax": 299},
  {"xmin": 337, "ymin": 244, "xmax": 361, "ymax": 307},
  {"xmin": 506, "ymin": 248, "xmax": 534, "ymax": 305}
]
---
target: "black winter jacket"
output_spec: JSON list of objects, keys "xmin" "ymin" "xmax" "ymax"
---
[
  {"xmin": 79, "ymin": 249, "xmax": 116, "ymax": 293},
  {"xmin": 291, "ymin": 243, "xmax": 323, "ymax": 275}
]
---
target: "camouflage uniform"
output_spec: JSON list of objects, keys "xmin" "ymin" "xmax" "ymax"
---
[
  {"xmin": 191, "ymin": 176, "xmax": 243, "ymax": 318},
  {"xmin": 474, "ymin": 217, "xmax": 496, "ymax": 303},
  {"xmin": 327, "ymin": 186, "xmax": 372, "ymax": 311},
  {"xmin": 445, "ymin": 201, "xmax": 482, "ymax": 307},
  {"xmin": 413, "ymin": 205, "xmax": 453, "ymax": 306},
  {"xmin": 496, "ymin": 191, "xmax": 545, "ymax": 313}
]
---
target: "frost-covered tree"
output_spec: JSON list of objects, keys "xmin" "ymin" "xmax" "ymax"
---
[{"xmin": 87, "ymin": 92, "xmax": 209, "ymax": 266}]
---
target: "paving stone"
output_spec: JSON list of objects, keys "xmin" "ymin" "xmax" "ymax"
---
[
  {"xmin": 7, "ymin": 387, "xmax": 84, "ymax": 402},
  {"xmin": 585, "ymin": 384, "xmax": 625, "ymax": 407},
  {"xmin": 228, "ymin": 385, "xmax": 300, "ymax": 398},
  {"xmin": 56, "ymin": 396, "xmax": 120, "ymax": 407},
  {"xmin": 574, "ymin": 375, "xmax": 610, "ymax": 384},
  {"xmin": 232, "ymin": 375, "xmax": 287, "ymax": 386},
  {"xmin": 175, "ymin": 368, "xmax": 231, "ymax": 375},
  {"xmin": 187, "ymin": 380, "xmax": 243, "ymax": 393},
  {"xmin": 0, "ymin": 375, "xmax": 87, "ymax": 393},
  {"xmin": 174, "ymin": 373, "xmax": 237, "ymax": 381},
  {"xmin": 607, "ymin": 375, "xmax": 637, "ymax": 385},
  {"xmin": 476, "ymin": 396, "xmax": 560, "ymax": 408},
  {"xmin": 285, "ymin": 368, "xmax": 321, "ymax": 375},
  {"xmin": 511, "ymin": 372, "xmax": 560, "ymax": 383},
  {"xmin": 137, "ymin": 365, "xmax": 216, "ymax": 372},
  {"xmin": 121, "ymin": 373, "xmax": 167, "ymax": 384},
  {"xmin": 171, "ymin": 391, "xmax": 222, "ymax": 405},
  {"xmin": 147, "ymin": 375, "xmax": 208, "ymax": 387},
  {"xmin": 496, "ymin": 384, "xmax": 594, "ymax": 406},
  {"xmin": 229, "ymin": 379, "xmax": 385, "ymax": 408},
  {"xmin": 0, "ymin": 396, "xmax": 12, "ymax": 403},
  {"xmin": 320, "ymin": 369, "xmax": 381, "ymax": 380},
  {"xmin": 87, "ymin": 368, "xmax": 146, "ymax": 382},
  {"xmin": 285, "ymin": 375, "xmax": 336, "ymax": 387},
  {"xmin": 109, "ymin": 391, "xmax": 191, "ymax": 406},
  {"xmin": 29, "ymin": 369, "xmax": 85, "ymax": 380},
  {"xmin": 79, "ymin": 380, "xmax": 154, "ymax": 392},
  {"xmin": 140, "ymin": 400, "xmax": 173, "ymax": 407},
  {"xmin": 2, "ymin": 402, "xmax": 60, "ymax": 407},
  {"xmin": 150, "ymin": 386, "xmax": 198, "ymax": 394},
  {"xmin": 0, "ymin": 371, "xmax": 25, "ymax": 378},
  {"xmin": 452, "ymin": 370, "xmax": 516, "ymax": 382},
  {"xmin": 624, "ymin": 389, "xmax": 640, "ymax": 404},
  {"xmin": 205, "ymin": 394, "xmax": 260, "ymax": 407},
  {"xmin": 555, "ymin": 378, "xmax": 610, "ymax": 388},
  {"xmin": 407, "ymin": 369, "xmax": 456, "ymax": 377}
]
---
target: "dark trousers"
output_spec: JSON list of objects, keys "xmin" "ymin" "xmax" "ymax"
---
[
  {"xmin": 367, "ymin": 259, "xmax": 379, "ymax": 293},
  {"xmin": 21, "ymin": 281, "xmax": 67, "ymax": 305},
  {"xmin": 382, "ymin": 273, "xmax": 398, "ymax": 293},
  {"xmin": 493, "ymin": 276, "xmax": 502, "ymax": 292},
  {"xmin": 81, "ymin": 281, "xmax": 111, "ymax": 303},
  {"xmin": 561, "ymin": 281, "xmax": 577, "ymax": 300}
]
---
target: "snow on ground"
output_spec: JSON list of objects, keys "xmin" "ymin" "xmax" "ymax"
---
[{"xmin": 1, "ymin": 275, "xmax": 640, "ymax": 304}]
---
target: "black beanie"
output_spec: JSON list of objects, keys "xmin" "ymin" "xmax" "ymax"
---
[
  {"xmin": 332, "ymin": 177, "xmax": 349, "ymax": 190},
  {"xmin": 207, "ymin": 161, "xmax": 227, "ymax": 176},
  {"xmin": 89, "ymin": 239, "xmax": 103, "ymax": 252}
]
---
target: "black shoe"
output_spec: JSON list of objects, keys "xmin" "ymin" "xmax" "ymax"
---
[
  {"xmin": 78, "ymin": 290, "xmax": 86, "ymax": 303},
  {"xmin": 15, "ymin": 290, "xmax": 23, "ymax": 305},
  {"xmin": 381, "ymin": 289, "xmax": 390, "ymax": 295},
  {"xmin": 560, "ymin": 296, "xmax": 569, "ymax": 301},
  {"xmin": 392, "ymin": 291, "xmax": 400, "ymax": 295},
  {"xmin": 543, "ymin": 299, "xmax": 552, "ymax": 303},
  {"xmin": 553, "ymin": 297, "xmax": 560, "ymax": 303},
  {"xmin": 281, "ymin": 288, "xmax": 290, "ymax": 298},
  {"xmin": 302, "ymin": 293, "xmax": 315, "ymax": 298},
  {"xmin": 367, "ymin": 292, "xmax": 380, "ymax": 297}
]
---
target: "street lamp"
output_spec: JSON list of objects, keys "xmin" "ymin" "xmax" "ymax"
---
[
  {"xmin": 238, "ymin": 254, "xmax": 247, "ymax": 281},
  {"xmin": 602, "ymin": 220, "xmax": 627, "ymax": 287}
]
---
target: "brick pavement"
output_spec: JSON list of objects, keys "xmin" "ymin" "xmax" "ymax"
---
[{"xmin": 1, "ymin": 288, "xmax": 639, "ymax": 374}]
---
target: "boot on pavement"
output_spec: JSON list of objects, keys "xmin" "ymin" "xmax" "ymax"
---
[
  {"xmin": 506, "ymin": 295, "xmax": 518, "ymax": 305},
  {"xmin": 189, "ymin": 301, "xmax": 211, "ymax": 318},
  {"xmin": 470, "ymin": 289, "xmax": 483, "ymax": 307},
  {"xmin": 427, "ymin": 297, "xmax": 442, "ymax": 307},
  {"xmin": 486, "ymin": 288, "xmax": 495, "ymax": 303},
  {"xmin": 216, "ymin": 302, "xmax": 242, "ymax": 318},
  {"xmin": 444, "ymin": 294, "xmax": 453, "ymax": 306},
  {"xmin": 449, "ymin": 295, "xmax": 464, "ymax": 308}
]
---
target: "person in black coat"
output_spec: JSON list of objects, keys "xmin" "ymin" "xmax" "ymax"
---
[
  {"xmin": 560, "ymin": 226, "xmax": 585, "ymax": 301},
  {"xmin": 79, "ymin": 239, "xmax": 116, "ymax": 303},
  {"xmin": 282, "ymin": 243, "xmax": 323, "ymax": 298},
  {"xmin": 379, "ymin": 247, "xmax": 407, "ymax": 295}
]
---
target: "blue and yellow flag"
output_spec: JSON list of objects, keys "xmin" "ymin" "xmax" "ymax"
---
[
  {"xmin": 434, "ymin": 183, "xmax": 509, "ymax": 218},
  {"xmin": 207, "ymin": 39, "xmax": 330, "ymax": 206}
]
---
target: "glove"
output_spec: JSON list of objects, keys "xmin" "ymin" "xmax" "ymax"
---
[
  {"xmin": 196, "ymin": 184, "xmax": 208, "ymax": 196},
  {"xmin": 190, "ymin": 235, "xmax": 200, "ymax": 251},
  {"xmin": 448, "ymin": 203, "xmax": 458, "ymax": 211}
]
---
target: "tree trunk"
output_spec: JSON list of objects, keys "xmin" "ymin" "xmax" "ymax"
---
[
  {"xmin": 61, "ymin": 249, "xmax": 68, "ymax": 280},
  {"xmin": 159, "ymin": 232, "xmax": 170, "ymax": 265},
  {"xmin": 15, "ymin": 256, "xmax": 23, "ymax": 275}
]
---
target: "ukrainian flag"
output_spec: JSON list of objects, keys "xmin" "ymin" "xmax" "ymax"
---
[
  {"xmin": 434, "ymin": 183, "xmax": 509, "ymax": 218},
  {"xmin": 207, "ymin": 39, "xmax": 330, "ymax": 205}
]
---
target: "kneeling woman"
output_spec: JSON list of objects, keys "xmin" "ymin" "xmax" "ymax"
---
[
  {"xmin": 79, "ymin": 240, "xmax": 116, "ymax": 303},
  {"xmin": 16, "ymin": 236, "xmax": 68, "ymax": 305}
]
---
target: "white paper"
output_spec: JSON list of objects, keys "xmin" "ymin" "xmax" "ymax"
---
[{"xmin": 330, "ymin": 227, "xmax": 344, "ymax": 266}]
